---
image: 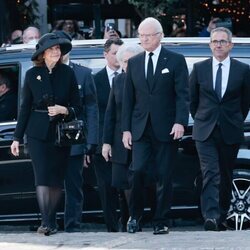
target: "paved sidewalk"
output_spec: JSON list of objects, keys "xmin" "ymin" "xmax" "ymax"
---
[{"xmin": 0, "ymin": 226, "xmax": 249, "ymax": 250}]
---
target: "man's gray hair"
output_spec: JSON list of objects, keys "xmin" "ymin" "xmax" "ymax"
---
[
  {"xmin": 210, "ymin": 27, "xmax": 232, "ymax": 42},
  {"xmin": 116, "ymin": 43, "xmax": 144, "ymax": 64}
]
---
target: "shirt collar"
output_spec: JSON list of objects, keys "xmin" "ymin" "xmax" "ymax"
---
[
  {"xmin": 213, "ymin": 56, "xmax": 230, "ymax": 67},
  {"xmin": 106, "ymin": 65, "xmax": 122, "ymax": 77},
  {"xmin": 145, "ymin": 44, "xmax": 161, "ymax": 58}
]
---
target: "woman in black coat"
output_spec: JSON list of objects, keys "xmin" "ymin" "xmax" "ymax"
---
[
  {"xmin": 10, "ymin": 33, "xmax": 81, "ymax": 235},
  {"xmin": 102, "ymin": 44, "xmax": 144, "ymax": 231}
]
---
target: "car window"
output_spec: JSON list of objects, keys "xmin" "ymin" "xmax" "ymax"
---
[
  {"xmin": 71, "ymin": 58, "xmax": 106, "ymax": 74},
  {"xmin": 72, "ymin": 57, "xmax": 210, "ymax": 76},
  {"xmin": 0, "ymin": 64, "xmax": 19, "ymax": 123},
  {"xmin": 185, "ymin": 57, "xmax": 208, "ymax": 74},
  {"xmin": 235, "ymin": 58, "xmax": 250, "ymax": 65},
  {"xmin": 185, "ymin": 57, "xmax": 250, "ymax": 74}
]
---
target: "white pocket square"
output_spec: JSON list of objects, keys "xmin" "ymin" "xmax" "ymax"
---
[{"xmin": 161, "ymin": 68, "xmax": 169, "ymax": 74}]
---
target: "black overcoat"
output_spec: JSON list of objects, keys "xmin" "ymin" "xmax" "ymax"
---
[{"xmin": 103, "ymin": 73, "xmax": 129, "ymax": 164}]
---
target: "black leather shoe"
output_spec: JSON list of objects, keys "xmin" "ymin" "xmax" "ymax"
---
[
  {"xmin": 153, "ymin": 224, "xmax": 169, "ymax": 235},
  {"xmin": 118, "ymin": 218, "xmax": 127, "ymax": 232},
  {"xmin": 65, "ymin": 227, "xmax": 81, "ymax": 233},
  {"xmin": 127, "ymin": 217, "xmax": 141, "ymax": 233},
  {"xmin": 218, "ymin": 221, "xmax": 228, "ymax": 231},
  {"xmin": 204, "ymin": 218, "xmax": 218, "ymax": 231},
  {"xmin": 107, "ymin": 228, "xmax": 118, "ymax": 232}
]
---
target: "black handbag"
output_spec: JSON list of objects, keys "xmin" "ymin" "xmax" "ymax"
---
[{"xmin": 55, "ymin": 108, "xmax": 86, "ymax": 147}]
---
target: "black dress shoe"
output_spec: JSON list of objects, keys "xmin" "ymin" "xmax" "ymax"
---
[
  {"xmin": 153, "ymin": 224, "xmax": 169, "ymax": 235},
  {"xmin": 118, "ymin": 219, "xmax": 127, "ymax": 232},
  {"xmin": 218, "ymin": 221, "xmax": 228, "ymax": 231},
  {"xmin": 65, "ymin": 227, "xmax": 81, "ymax": 233},
  {"xmin": 108, "ymin": 228, "xmax": 118, "ymax": 232},
  {"xmin": 127, "ymin": 217, "xmax": 141, "ymax": 233},
  {"xmin": 204, "ymin": 218, "xmax": 218, "ymax": 231}
]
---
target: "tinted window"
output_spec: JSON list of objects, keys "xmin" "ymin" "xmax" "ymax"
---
[
  {"xmin": 72, "ymin": 58, "xmax": 106, "ymax": 74},
  {"xmin": 0, "ymin": 64, "xmax": 19, "ymax": 123}
]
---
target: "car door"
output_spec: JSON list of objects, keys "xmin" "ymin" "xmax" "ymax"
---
[{"xmin": 0, "ymin": 61, "xmax": 39, "ymax": 220}]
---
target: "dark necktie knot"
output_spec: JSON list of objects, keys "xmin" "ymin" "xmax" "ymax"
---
[
  {"xmin": 149, "ymin": 52, "xmax": 154, "ymax": 57},
  {"xmin": 113, "ymin": 71, "xmax": 118, "ymax": 77}
]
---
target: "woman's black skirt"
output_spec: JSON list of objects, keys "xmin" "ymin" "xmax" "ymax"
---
[{"xmin": 27, "ymin": 136, "xmax": 70, "ymax": 187}]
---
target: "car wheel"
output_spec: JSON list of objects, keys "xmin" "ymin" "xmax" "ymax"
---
[{"xmin": 226, "ymin": 169, "xmax": 250, "ymax": 230}]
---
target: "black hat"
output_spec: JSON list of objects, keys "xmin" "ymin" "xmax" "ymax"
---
[
  {"xmin": 53, "ymin": 30, "xmax": 72, "ymax": 42},
  {"xmin": 31, "ymin": 33, "xmax": 72, "ymax": 61}
]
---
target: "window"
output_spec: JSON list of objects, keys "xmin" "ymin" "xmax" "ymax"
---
[{"xmin": 0, "ymin": 64, "xmax": 19, "ymax": 123}]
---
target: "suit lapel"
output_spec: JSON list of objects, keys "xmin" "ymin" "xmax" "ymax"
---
[
  {"xmin": 103, "ymin": 68, "xmax": 111, "ymax": 89},
  {"xmin": 222, "ymin": 58, "xmax": 234, "ymax": 100},
  {"xmin": 154, "ymin": 49, "xmax": 168, "ymax": 81},
  {"xmin": 150, "ymin": 48, "xmax": 169, "ymax": 91},
  {"xmin": 206, "ymin": 58, "xmax": 221, "ymax": 100},
  {"xmin": 140, "ymin": 52, "xmax": 150, "ymax": 90}
]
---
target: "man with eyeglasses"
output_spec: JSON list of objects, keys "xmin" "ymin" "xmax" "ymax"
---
[
  {"xmin": 122, "ymin": 17, "xmax": 189, "ymax": 235},
  {"xmin": 189, "ymin": 27, "xmax": 250, "ymax": 231}
]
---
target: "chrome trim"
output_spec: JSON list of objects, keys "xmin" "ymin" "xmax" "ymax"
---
[
  {"xmin": 0, "ymin": 159, "xmax": 31, "ymax": 164},
  {"xmin": 0, "ymin": 206, "xmax": 199, "ymax": 222},
  {"xmin": 0, "ymin": 121, "xmax": 17, "ymax": 126},
  {"xmin": 4, "ymin": 37, "xmax": 250, "ymax": 51}
]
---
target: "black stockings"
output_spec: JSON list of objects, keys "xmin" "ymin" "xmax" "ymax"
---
[
  {"xmin": 118, "ymin": 190, "xmax": 130, "ymax": 226},
  {"xmin": 36, "ymin": 185, "xmax": 62, "ymax": 229}
]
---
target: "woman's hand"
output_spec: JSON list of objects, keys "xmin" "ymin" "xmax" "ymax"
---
[
  {"xmin": 47, "ymin": 105, "xmax": 68, "ymax": 117},
  {"xmin": 11, "ymin": 140, "xmax": 20, "ymax": 156}
]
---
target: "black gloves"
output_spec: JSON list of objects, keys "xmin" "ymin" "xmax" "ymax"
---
[{"xmin": 84, "ymin": 144, "xmax": 97, "ymax": 156}]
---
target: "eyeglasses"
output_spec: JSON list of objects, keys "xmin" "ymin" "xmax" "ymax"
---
[
  {"xmin": 138, "ymin": 32, "xmax": 161, "ymax": 39},
  {"xmin": 211, "ymin": 40, "xmax": 230, "ymax": 46}
]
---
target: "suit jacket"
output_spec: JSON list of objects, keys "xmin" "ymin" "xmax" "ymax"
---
[
  {"xmin": 69, "ymin": 62, "xmax": 99, "ymax": 156},
  {"xmin": 103, "ymin": 73, "xmax": 130, "ymax": 164},
  {"xmin": 122, "ymin": 47, "xmax": 189, "ymax": 142},
  {"xmin": 189, "ymin": 58, "xmax": 250, "ymax": 144},
  {"xmin": 14, "ymin": 64, "xmax": 81, "ymax": 141},
  {"xmin": 93, "ymin": 67, "xmax": 111, "ymax": 153}
]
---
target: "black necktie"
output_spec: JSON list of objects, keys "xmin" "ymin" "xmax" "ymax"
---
[
  {"xmin": 147, "ymin": 52, "xmax": 154, "ymax": 88},
  {"xmin": 215, "ymin": 63, "xmax": 222, "ymax": 100},
  {"xmin": 113, "ymin": 71, "xmax": 118, "ymax": 77}
]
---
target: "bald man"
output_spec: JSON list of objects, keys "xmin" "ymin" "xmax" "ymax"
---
[{"xmin": 122, "ymin": 17, "xmax": 189, "ymax": 234}]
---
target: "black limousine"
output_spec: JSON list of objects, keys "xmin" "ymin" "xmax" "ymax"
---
[{"xmin": 0, "ymin": 37, "xmax": 249, "ymax": 230}]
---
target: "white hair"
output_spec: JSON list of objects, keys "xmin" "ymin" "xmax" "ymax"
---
[
  {"xmin": 138, "ymin": 17, "xmax": 163, "ymax": 33},
  {"xmin": 116, "ymin": 43, "xmax": 144, "ymax": 64}
]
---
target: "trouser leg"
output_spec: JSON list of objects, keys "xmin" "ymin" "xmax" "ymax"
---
[
  {"xmin": 93, "ymin": 154, "xmax": 118, "ymax": 232},
  {"xmin": 64, "ymin": 155, "xmax": 84, "ymax": 231}
]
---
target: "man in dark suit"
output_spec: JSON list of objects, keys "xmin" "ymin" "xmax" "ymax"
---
[
  {"xmin": 65, "ymin": 60, "xmax": 99, "ymax": 232},
  {"xmin": 189, "ymin": 27, "xmax": 250, "ymax": 231},
  {"xmin": 122, "ymin": 17, "xmax": 189, "ymax": 235},
  {"xmin": 93, "ymin": 38, "xmax": 123, "ymax": 232},
  {"xmin": 0, "ymin": 72, "xmax": 17, "ymax": 122},
  {"xmin": 54, "ymin": 31, "xmax": 99, "ymax": 232}
]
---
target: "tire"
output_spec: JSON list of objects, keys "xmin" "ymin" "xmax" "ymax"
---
[{"xmin": 226, "ymin": 169, "xmax": 250, "ymax": 230}]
